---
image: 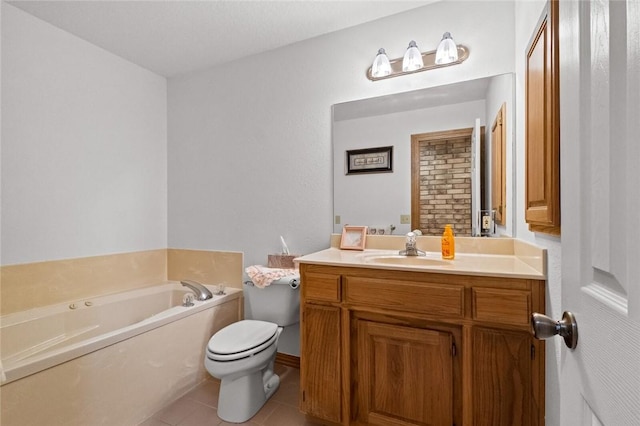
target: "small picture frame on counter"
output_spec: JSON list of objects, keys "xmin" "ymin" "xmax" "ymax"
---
[{"xmin": 340, "ymin": 226, "xmax": 368, "ymax": 250}]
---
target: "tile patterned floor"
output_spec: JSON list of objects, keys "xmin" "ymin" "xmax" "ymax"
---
[{"xmin": 139, "ymin": 364, "xmax": 320, "ymax": 426}]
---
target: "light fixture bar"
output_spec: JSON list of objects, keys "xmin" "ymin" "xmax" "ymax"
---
[{"xmin": 366, "ymin": 45, "xmax": 469, "ymax": 81}]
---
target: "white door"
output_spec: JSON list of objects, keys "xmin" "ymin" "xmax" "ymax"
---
[
  {"xmin": 559, "ymin": 0, "xmax": 640, "ymax": 424},
  {"xmin": 471, "ymin": 118, "xmax": 481, "ymax": 236}
]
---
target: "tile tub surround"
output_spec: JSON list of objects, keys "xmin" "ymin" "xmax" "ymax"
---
[
  {"xmin": 0, "ymin": 295, "xmax": 242, "ymax": 426},
  {"xmin": 305, "ymin": 234, "xmax": 547, "ymax": 279},
  {"xmin": 167, "ymin": 249, "xmax": 243, "ymax": 290},
  {"xmin": 1, "ymin": 248, "xmax": 243, "ymax": 315},
  {"xmin": 0, "ymin": 249, "xmax": 168, "ymax": 315}
]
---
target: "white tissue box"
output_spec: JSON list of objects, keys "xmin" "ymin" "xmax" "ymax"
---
[{"xmin": 267, "ymin": 254, "xmax": 297, "ymax": 269}]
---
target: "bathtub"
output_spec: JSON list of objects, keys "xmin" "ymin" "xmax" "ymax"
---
[{"xmin": 0, "ymin": 282, "xmax": 242, "ymax": 425}]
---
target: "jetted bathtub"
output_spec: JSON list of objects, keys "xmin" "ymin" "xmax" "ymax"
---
[{"xmin": 0, "ymin": 282, "xmax": 242, "ymax": 425}]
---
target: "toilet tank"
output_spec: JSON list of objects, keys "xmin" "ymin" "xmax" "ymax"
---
[{"xmin": 243, "ymin": 277, "xmax": 300, "ymax": 327}]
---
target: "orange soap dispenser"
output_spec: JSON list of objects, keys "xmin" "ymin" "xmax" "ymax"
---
[{"xmin": 441, "ymin": 224, "xmax": 455, "ymax": 260}]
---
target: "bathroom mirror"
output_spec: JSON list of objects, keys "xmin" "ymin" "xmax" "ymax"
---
[{"xmin": 332, "ymin": 73, "xmax": 514, "ymax": 237}]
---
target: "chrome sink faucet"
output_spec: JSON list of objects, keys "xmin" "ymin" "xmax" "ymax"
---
[
  {"xmin": 399, "ymin": 232, "xmax": 425, "ymax": 256},
  {"xmin": 180, "ymin": 279, "xmax": 213, "ymax": 301}
]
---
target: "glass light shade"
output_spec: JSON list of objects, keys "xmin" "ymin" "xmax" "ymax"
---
[
  {"xmin": 371, "ymin": 48, "xmax": 391, "ymax": 78},
  {"xmin": 435, "ymin": 32, "xmax": 459, "ymax": 65},
  {"xmin": 402, "ymin": 40, "xmax": 424, "ymax": 72}
]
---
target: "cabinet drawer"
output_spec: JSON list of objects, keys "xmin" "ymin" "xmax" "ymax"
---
[
  {"xmin": 345, "ymin": 276, "xmax": 464, "ymax": 317},
  {"xmin": 303, "ymin": 272, "xmax": 341, "ymax": 302},
  {"xmin": 472, "ymin": 288, "xmax": 531, "ymax": 326}
]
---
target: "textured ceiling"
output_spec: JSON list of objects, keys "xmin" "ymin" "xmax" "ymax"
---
[{"xmin": 8, "ymin": 0, "xmax": 433, "ymax": 77}]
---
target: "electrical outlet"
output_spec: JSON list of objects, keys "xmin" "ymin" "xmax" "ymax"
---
[
  {"xmin": 482, "ymin": 215, "xmax": 491, "ymax": 230},
  {"xmin": 335, "ymin": 215, "xmax": 341, "ymax": 225},
  {"xmin": 400, "ymin": 214, "xmax": 411, "ymax": 224}
]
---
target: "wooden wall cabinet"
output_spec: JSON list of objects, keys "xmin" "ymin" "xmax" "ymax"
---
[
  {"xmin": 525, "ymin": 0, "xmax": 560, "ymax": 235},
  {"xmin": 299, "ymin": 264, "xmax": 545, "ymax": 426}
]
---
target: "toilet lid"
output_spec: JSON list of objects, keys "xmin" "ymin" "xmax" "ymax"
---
[{"xmin": 208, "ymin": 320, "xmax": 278, "ymax": 355}]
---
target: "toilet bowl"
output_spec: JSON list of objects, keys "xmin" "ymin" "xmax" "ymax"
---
[
  {"xmin": 205, "ymin": 319, "xmax": 283, "ymax": 423},
  {"xmin": 204, "ymin": 275, "xmax": 300, "ymax": 423}
]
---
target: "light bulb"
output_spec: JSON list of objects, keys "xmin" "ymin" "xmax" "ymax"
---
[
  {"xmin": 402, "ymin": 40, "xmax": 424, "ymax": 72},
  {"xmin": 435, "ymin": 32, "xmax": 459, "ymax": 65},
  {"xmin": 371, "ymin": 48, "xmax": 391, "ymax": 78}
]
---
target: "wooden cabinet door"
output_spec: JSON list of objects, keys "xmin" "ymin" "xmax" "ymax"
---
[
  {"xmin": 355, "ymin": 320, "xmax": 454, "ymax": 426},
  {"xmin": 472, "ymin": 327, "xmax": 538, "ymax": 426},
  {"xmin": 300, "ymin": 304, "xmax": 342, "ymax": 423},
  {"xmin": 525, "ymin": 0, "xmax": 560, "ymax": 235}
]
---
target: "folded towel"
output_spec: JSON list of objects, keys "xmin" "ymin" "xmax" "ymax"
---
[
  {"xmin": 246, "ymin": 265, "xmax": 298, "ymax": 288},
  {"xmin": 1, "ymin": 359, "xmax": 6, "ymax": 383}
]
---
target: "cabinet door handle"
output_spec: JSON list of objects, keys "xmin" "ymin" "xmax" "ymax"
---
[{"xmin": 531, "ymin": 311, "xmax": 578, "ymax": 349}]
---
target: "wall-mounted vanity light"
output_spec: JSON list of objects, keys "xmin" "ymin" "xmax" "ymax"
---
[{"xmin": 367, "ymin": 32, "xmax": 469, "ymax": 81}]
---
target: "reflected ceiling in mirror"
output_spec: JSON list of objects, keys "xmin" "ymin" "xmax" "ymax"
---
[
  {"xmin": 333, "ymin": 78, "xmax": 490, "ymax": 122},
  {"xmin": 332, "ymin": 73, "xmax": 514, "ymax": 237}
]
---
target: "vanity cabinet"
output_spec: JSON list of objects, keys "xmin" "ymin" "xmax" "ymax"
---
[
  {"xmin": 301, "ymin": 303, "xmax": 342, "ymax": 423},
  {"xmin": 353, "ymin": 316, "xmax": 459, "ymax": 426},
  {"xmin": 299, "ymin": 263, "xmax": 545, "ymax": 426},
  {"xmin": 300, "ymin": 271, "xmax": 343, "ymax": 423}
]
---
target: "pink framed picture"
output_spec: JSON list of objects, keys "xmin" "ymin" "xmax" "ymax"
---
[{"xmin": 340, "ymin": 226, "xmax": 368, "ymax": 250}]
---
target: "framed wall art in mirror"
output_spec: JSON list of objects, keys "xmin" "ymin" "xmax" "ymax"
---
[{"xmin": 346, "ymin": 146, "xmax": 393, "ymax": 175}]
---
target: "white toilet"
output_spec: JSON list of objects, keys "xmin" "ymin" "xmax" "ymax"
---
[{"xmin": 204, "ymin": 276, "xmax": 300, "ymax": 423}]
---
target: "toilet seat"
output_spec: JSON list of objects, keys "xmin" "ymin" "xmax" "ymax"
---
[{"xmin": 207, "ymin": 320, "xmax": 279, "ymax": 362}]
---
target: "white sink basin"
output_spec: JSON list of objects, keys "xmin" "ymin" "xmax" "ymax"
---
[{"xmin": 361, "ymin": 255, "xmax": 451, "ymax": 267}]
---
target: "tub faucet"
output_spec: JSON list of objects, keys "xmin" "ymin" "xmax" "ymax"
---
[
  {"xmin": 180, "ymin": 280, "xmax": 213, "ymax": 301},
  {"xmin": 399, "ymin": 232, "xmax": 425, "ymax": 256}
]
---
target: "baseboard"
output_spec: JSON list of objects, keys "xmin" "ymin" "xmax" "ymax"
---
[{"xmin": 276, "ymin": 352, "xmax": 300, "ymax": 369}]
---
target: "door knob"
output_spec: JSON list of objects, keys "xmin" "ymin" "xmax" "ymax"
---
[{"xmin": 531, "ymin": 311, "xmax": 578, "ymax": 349}]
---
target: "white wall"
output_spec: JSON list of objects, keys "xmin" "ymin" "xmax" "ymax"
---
[
  {"xmin": 333, "ymin": 100, "xmax": 486, "ymax": 235},
  {"xmin": 514, "ymin": 2, "xmax": 562, "ymax": 425},
  {"xmin": 167, "ymin": 1, "xmax": 515, "ymax": 268},
  {"xmin": 1, "ymin": 4, "xmax": 168, "ymax": 265}
]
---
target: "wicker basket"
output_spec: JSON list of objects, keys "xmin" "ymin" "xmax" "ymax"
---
[{"xmin": 267, "ymin": 254, "xmax": 298, "ymax": 269}]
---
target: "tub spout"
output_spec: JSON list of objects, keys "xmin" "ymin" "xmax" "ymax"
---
[{"xmin": 180, "ymin": 280, "xmax": 213, "ymax": 301}]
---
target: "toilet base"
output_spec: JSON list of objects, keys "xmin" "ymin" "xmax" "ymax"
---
[{"xmin": 217, "ymin": 367, "xmax": 280, "ymax": 423}]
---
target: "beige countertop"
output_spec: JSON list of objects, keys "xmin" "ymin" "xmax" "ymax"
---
[{"xmin": 295, "ymin": 235, "xmax": 546, "ymax": 280}]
